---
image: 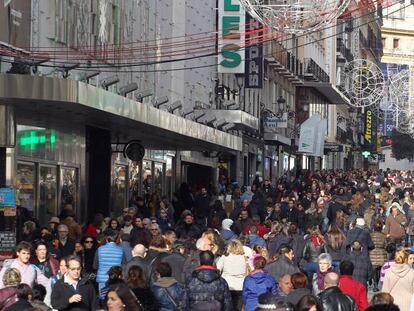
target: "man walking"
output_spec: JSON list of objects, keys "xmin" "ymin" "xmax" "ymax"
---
[
  {"xmin": 51, "ymin": 255, "xmax": 98, "ymax": 310},
  {"xmin": 318, "ymin": 272, "xmax": 357, "ymax": 311}
]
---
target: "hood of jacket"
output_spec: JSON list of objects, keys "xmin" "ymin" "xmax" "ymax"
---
[
  {"xmin": 248, "ymin": 271, "xmax": 271, "ymax": 284},
  {"xmin": 153, "ymin": 277, "xmax": 178, "ymax": 288},
  {"xmin": 221, "ymin": 229, "xmax": 236, "ymax": 240},
  {"xmin": 192, "ymin": 266, "xmax": 221, "ymax": 283},
  {"xmin": 389, "ymin": 263, "xmax": 412, "ymax": 278},
  {"xmin": 249, "ymin": 234, "xmax": 263, "ymax": 244},
  {"xmin": 222, "ymin": 219, "xmax": 233, "ymax": 231}
]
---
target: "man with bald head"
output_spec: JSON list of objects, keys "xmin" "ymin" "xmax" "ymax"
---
[
  {"xmin": 318, "ymin": 272, "xmax": 357, "ymax": 311},
  {"xmin": 123, "ymin": 244, "xmax": 148, "ymax": 281}
]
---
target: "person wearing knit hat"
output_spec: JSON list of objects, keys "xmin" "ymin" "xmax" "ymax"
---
[{"xmin": 220, "ymin": 219, "xmax": 237, "ymax": 245}]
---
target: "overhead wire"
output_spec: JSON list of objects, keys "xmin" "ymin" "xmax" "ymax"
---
[
  {"xmin": 0, "ymin": 0, "xmax": 389, "ymax": 63},
  {"xmin": 0, "ymin": 0, "xmax": 402, "ymax": 73}
]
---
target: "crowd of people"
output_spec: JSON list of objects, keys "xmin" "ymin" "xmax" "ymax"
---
[{"xmin": 1, "ymin": 169, "xmax": 414, "ymax": 310}]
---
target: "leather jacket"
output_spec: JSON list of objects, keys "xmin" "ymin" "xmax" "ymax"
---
[{"xmin": 318, "ymin": 286, "xmax": 357, "ymax": 311}]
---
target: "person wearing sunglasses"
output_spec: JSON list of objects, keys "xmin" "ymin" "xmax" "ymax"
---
[{"xmin": 77, "ymin": 236, "xmax": 98, "ymax": 280}]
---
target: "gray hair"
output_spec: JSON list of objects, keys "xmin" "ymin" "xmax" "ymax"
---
[
  {"xmin": 318, "ymin": 253, "xmax": 332, "ymax": 266},
  {"xmin": 57, "ymin": 224, "xmax": 69, "ymax": 231}
]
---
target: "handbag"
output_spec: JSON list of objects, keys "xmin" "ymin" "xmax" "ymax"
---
[{"xmin": 162, "ymin": 287, "xmax": 184, "ymax": 311}]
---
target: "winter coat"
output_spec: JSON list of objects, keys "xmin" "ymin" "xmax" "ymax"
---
[
  {"xmin": 344, "ymin": 251, "xmax": 373, "ymax": 286},
  {"xmin": 302, "ymin": 238, "xmax": 327, "ymax": 263},
  {"xmin": 318, "ymin": 286, "xmax": 357, "ymax": 311},
  {"xmin": 31, "ymin": 256, "xmax": 59, "ymax": 278},
  {"xmin": 161, "ymin": 252, "xmax": 186, "ymax": 284},
  {"xmin": 338, "ymin": 275, "xmax": 368, "ymax": 311},
  {"xmin": 220, "ymin": 229, "xmax": 237, "ymax": 245},
  {"xmin": 130, "ymin": 287, "xmax": 159, "ymax": 311},
  {"xmin": 384, "ymin": 213, "xmax": 407, "ymax": 239},
  {"xmin": 4, "ymin": 300, "xmax": 33, "ymax": 311},
  {"xmin": 265, "ymin": 256, "xmax": 300, "ymax": 282},
  {"xmin": 95, "ymin": 242, "xmax": 124, "ymax": 284},
  {"xmin": 151, "ymin": 277, "xmax": 186, "ymax": 311},
  {"xmin": 286, "ymin": 288, "xmax": 311, "ymax": 306},
  {"xmin": 345, "ymin": 227, "xmax": 374, "ymax": 253},
  {"xmin": 267, "ymin": 234, "xmax": 292, "ymax": 258},
  {"xmin": 0, "ymin": 287, "xmax": 16, "ymax": 311},
  {"xmin": 31, "ymin": 300, "xmax": 52, "ymax": 311},
  {"xmin": 369, "ymin": 231, "xmax": 388, "ymax": 267},
  {"xmin": 216, "ymin": 254, "xmax": 246, "ymax": 291},
  {"xmin": 242, "ymin": 270, "xmax": 278, "ymax": 311},
  {"xmin": 248, "ymin": 234, "xmax": 266, "ymax": 248},
  {"xmin": 382, "ymin": 263, "xmax": 414, "ymax": 311},
  {"xmin": 123, "ymin": 256, "xmax": 149, "ymax": 282},
  {"xmin": 175, "ymin": 223, "xmax": 202, "ymax": 240},
  {"xmin": 185, "ymin": 266, "xmax": 232, "ymax": 311},
  {"xmin": 51, "ymin": 277, "xmax": 98, "ymax": 311}
]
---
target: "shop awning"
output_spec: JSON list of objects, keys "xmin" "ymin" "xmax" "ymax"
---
[
  {"xmin": 0, "ymin": 74, "xmax": 242, "ymax": 152},
  {"xmin": 302, "ymin": 81, "xmax": 351, "ymax": 105},
  {"xmin": 263, "ymin": 133, "xmax": 291, "ymax": 145}
]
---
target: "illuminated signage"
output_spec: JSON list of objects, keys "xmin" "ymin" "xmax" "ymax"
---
[{"xmin": 18, "ymin": 130, "xmax": 56, "ymax": 150}]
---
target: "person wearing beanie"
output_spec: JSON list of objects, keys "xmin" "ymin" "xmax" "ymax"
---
[{"xmin": 220, "ymin": 219, "xmax": 237, "ymax": 245}]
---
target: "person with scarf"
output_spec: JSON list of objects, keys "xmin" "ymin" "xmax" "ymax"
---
[
  {"xmin": 312, "ymin": 253, "xmax": 333, "ymax": 295},
  {"xmin": 303, "ymin": 227, "xmax": 327, "ymax": 280}
]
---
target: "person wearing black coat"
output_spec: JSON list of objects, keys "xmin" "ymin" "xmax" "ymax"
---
[
  {"xmin": 4, "ymin": 284, "xmax": 33, "ymax": 311},
  {"xmin": 318, "ymin": 272, "xmax": 356, "ymax": 311},
  {"xmin": 345, "ymin": 218, "xmax": 375, "ymax": 254},
  {"xmin": 51, "ymin": 255, "xmax": 98, "ymax": 311}
]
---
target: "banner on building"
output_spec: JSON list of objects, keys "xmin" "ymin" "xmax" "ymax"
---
[
  {"xmin": 0, "ymin": 188, "xmax": 16, "ymax": 266},
  {"xmin": 298, "ymin": 114, "xmax": 321, "ymax": 154},
  {"xmin": 244, "ymin": 13, "xmax": 263, "ymax": 88},
  {"xmin": 218, "ymin": 0, "xmax": 245, "ymax": 73},
  {"xmin": 324, "ymin": 143, "xmax": 344, "ymax": 153},
  {"xmin": 263, "ymin": 113, "xmax": 288, "ymax": 131},
  {"xmin": 363, "ymin": 109, "xmax": 377, "ymax": 151}
]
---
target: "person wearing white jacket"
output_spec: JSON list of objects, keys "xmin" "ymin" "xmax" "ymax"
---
[{"xmin": 216, "ymin": 239, "xmax": 247, "ymax": 310}]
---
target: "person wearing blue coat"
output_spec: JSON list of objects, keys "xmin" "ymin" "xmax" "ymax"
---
[
  {"xmin": 94, "ymin": 235, "xmax": 125, "ymax": 296},
  {"xmin": 242, "ymin": 256, "xmax": 278, "ymax": 311},
  {"xmin": 151, "ymin": 262, "xmax": 186, "ymax": 311}
]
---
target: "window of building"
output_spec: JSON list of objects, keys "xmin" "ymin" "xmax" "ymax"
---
[
  {"xmin": 393, "ymin": 38, "xmax": 400, "ymax": 49},
  {"xmin": 382, "ymin": 37, "xmax": 386, "ymax": 48}
]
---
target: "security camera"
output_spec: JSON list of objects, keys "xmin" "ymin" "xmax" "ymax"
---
[
  {"xmin": 79, "ymin": 71, "xmax": 100, "ymax": 82},
  {"xmin": 152, "ymin": 96, "xmax": 169, "ymax": 108},
  {"xmin": 168, "ymin": 100, "xmax": 183, "ymax": 113},
  {"xmin": 193, "ymin": 110, "xmax": 205, "ymax": 122},
  {"xmin": 118, "ymin": 83, "xmax": 138, "ymax": 97},
  {"xmin": 202, "ymin": 115, "xmax": 217, "ymax": 126},
  {"xmin": 135, "ymin": 90, "xmax": 153, "ymax": 102},
  {"xmin": 182, "ymin": 107, "xmax": 194, "ymax": 117},
  {"xmin": 101, "ymin": 75, "xmax": 120, "ymax": 89},
  {"xmin": 222, "ymin": 123, "xmax": 236, "ymax": 131},
  {"xmin": 215, "ymin": 118, "xmax": 228, "ymax": 129}
]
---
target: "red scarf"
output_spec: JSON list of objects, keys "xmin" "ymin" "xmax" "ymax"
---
[{"xmin": 310, "ymin": 235, "xmax": 323, "ymax": 247}]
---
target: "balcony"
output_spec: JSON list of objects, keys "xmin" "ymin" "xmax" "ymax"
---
[
  {"xmin": 337, "ymin": 39, "xmax": 354, "ymax": 63},
  {"xmin": 265, "ymin": 41, "xmax": 303, "ymax": 85},
  {"xmin": 303, "ymin": 58, "xmax": 330, "ymax": 83}
]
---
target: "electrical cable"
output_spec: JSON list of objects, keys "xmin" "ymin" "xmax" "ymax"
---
[{"xmin": 0, "ymin": 0, "xmax": 402, "ymax": 73}]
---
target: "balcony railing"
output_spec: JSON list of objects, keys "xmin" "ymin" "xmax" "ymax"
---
[
  {"xmin": 268, "ymin": 41, "xmax": 303, "ymax": 82},
  {"xmin": 303, "ymin": 58, "xmax": 330, "ymax": 83}
]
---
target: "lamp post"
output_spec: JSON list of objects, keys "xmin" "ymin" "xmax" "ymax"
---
[{"xmin": 235, "ymin": 74, "xmax": 245, "ymax": 110}]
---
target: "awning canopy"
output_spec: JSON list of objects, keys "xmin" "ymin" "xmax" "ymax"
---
[
  {"xmin": 263, "ymin": 133, "xmax": 291, "ymax": 145},
  {"xmin": 302, "ymin": 81, "xmax": 351, "ymax": 105},
  {"xmin": 0, "ymin": 74, "xmax": 242, "ymax": 152}
]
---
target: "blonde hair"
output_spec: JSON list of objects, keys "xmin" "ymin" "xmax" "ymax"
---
[
  {"xmin": 225, "ymin": 240, "xmax": 245, "ymax": 256},
  {"xmin": 395, "ymin": 248, "xmax": 409, "ymax": 264},
  {"xmin": 202, "ymin": 229, "xmax": 219, "ymax": 254},
  {"xmin": 3, "ymin": 268, "xmax": 21, "ymax": 287}
]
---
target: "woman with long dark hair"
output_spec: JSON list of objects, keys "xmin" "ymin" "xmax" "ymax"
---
[
  {"xmin": 126, "ymin": 266, "xmax": 158, "ymax": 310},
  {"xmin": 324, "ymin": 224, "xmax": 346, "ymax": 271},
  {"xmin": 107, "ymin": 283, "xmax": 142, "ymax": 311},
  {"xmin": 296, "ymin": 294, "xmax": 323, "ymax": 311},
  {"xmin": 77, "ymin": 236, "xmax": 98, "ymax": 276},
  {"xmin": 31, "ymin": 240, "xmax": 59, "ymax": 278}
]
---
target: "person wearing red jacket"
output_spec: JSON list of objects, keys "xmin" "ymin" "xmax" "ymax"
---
[
  {"xmin": 338, "ymin": 260, "xmax": 368, "ymax": 311},
  {"xmin": 244, "ymin": 216, "xmax": 268, "ymax": 238}
]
